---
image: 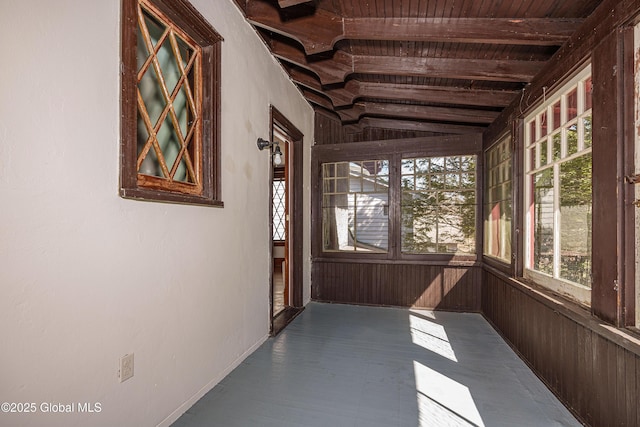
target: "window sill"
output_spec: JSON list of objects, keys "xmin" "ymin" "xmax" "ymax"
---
[
  {"xmin": 314, "ymin": 256, "xmax": 481, "ymax": 267},
  {"xmin": 120, "ymin": 188, "xmax": 224, "ymax": 208}
]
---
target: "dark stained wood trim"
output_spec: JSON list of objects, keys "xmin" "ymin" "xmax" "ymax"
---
[
  {"xmin": 270, "ymin": 107, "xmax": 304, "ymax": 308},
  {"xmin": 246, "ymin": 0, "xmax": 582, "ymax": 54},
  {"xmin": 482, "ymin": 268, "xmax": 640, "ymax": 426},
  {"xmin": 351, "ymin": 118, "xmax": 486, "ymax": 135},
  {"xmin": 120, "ymin": 0, "xmax": 223, "ymax": 207},
  {"xmin": 313, "ymin": 134, "xmax": 482, "ymax": 161},
  {"xmin": 271, "ymin": 37, "xmax": 543, "ymax": 86},
  {"xmin": 289, "ymin": 68, "xmax": 517, "ymax": 109},
  {"xmin": 311, "ymin": 134, "xmax": 482, "ymax": 263},
  {"xmin": 513, "ymin": 119, "xmax": 525, "ymax": 279},
  {"xmin": 591, "ymin": 30, "xmax": 624, "ymax": 326},
  {"xmin": 342, "ymin": 17, "xmax": 583, "ymax": 47},
  {"xmin": 331, "ymin": 102, "xmax": 499, "ymax": 125},
  {"xmin": 313, "ymin": 261, "xmax": 482, "ymax": 311},
  {"xmin": 485, "ymin": 0, "xmax": 640, "ymax": 143},
  {"xmin": 622, "ymin": 27, "xmax": 637, "ymax": 327},
  {"xmin": 352, "ymin": 55, "xmax": 542, "ymax": 83},
  {"xmin": 270, "ymin": 39, "xmax": 351, "ymax": 85}
]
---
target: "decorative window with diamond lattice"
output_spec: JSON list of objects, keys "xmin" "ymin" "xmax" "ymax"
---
[{"xmin": 120, "ymin": 0, "xmax": 223, "ymax": 206}]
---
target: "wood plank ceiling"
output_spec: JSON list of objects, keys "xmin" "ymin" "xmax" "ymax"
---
[{"xmin": 234, "ymin": 0, "xmax": 603, "ymax": 138}]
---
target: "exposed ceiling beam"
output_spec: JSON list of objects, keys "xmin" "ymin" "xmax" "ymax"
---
[
  {"xmin": 271, "ymin": 39, "xmax": 543, "ymax": 85},
  {"xmin": 287, "ymin": 66, "xmax": 520, "ymax": 108},
  {"xmin": 277, "ymin": 0, "xmax": 312, "ymax": 8},
  {"xmin": 247, "ymin": 1, "xmax": 583, "ymax": 55},
  {"xmin": 315, "ymin": 102, "xmax": 500, "ymax": 124},
  {"xmin": 343, "ymin": 117, "xmax": 486, "ymax": 135}
]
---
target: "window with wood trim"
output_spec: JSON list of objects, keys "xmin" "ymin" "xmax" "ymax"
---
[
  {"xmin": 322, "ymin": 160, "xmax": 390, "ymax": 253},
  {"xmin": 484, "ymin": 136, "xmax": 512, "ymax": 263},
  {"xmin": 524, "ymin": 66, "xmax": 592, "ymax": 304},
  {"xmin": 401, "ymin": 156, "xmax": 476, "ymax": 254},
  {"xmin": 120, "ymin": 0, "xmax": 222, "ymax": 206}
]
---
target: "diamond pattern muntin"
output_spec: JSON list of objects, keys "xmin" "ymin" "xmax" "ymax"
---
[
  {"xmin": 136, "ymin": 4, "xmax": 200, "ymax": 183},
  {"xmin": 273, "ymin": 180, "xmax": 286, "ymax": 241}
]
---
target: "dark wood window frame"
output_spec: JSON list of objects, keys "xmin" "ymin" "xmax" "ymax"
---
[
  {"xmin": 482, "ymin": 130, "xmax": 514, "ymax": 276},
  {"xmin": 120, "ymin": 0, "xmax": 223, "ymax": 207},
  {"xmin": 312, "ymin": 134, "xmax": 483, "ymax": 265}
]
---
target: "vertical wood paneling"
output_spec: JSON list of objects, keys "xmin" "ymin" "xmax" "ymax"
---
[
  {"xmin": 483, "ymin": 270, "xmax": 640, "ymax": 426},
  {"xmin": 312, "ymin": 261, "xmax": 481, "ymax": 310}
]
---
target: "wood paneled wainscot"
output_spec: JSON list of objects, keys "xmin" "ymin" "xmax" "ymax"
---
[
  {"xmin": 313, "ymin": 260, "xmax": 481, "ymax": 311},
  {"xmin": 482, "ymin": 269, "xmax": 640, "ymax": 426}
]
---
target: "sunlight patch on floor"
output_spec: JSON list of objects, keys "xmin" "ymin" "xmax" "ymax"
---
[
  {"xmin": 409, "ymin": 312, "xmax": 458, "ymax": 362},
  {"xmin": 414, "ymin": 361, "xmax": 484, "ymax": 427}
]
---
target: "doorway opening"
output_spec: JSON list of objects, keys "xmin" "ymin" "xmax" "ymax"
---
[{"xmin": 269, "ymin": 107, "xmax": 304, "ymax": 335}]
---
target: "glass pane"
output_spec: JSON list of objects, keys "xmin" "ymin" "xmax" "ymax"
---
[
  {"xmin": 402, "ymin": 176, "xmax": 414, "ymax": 190},
  {"xmin": 415, "ymin": 175, "xmax": 428, "ymax": 190},
  {"xmin": 335, "ymin": 177, "xmax": 349, "ymax": 193},
  {"xmin": 158, "ymin": 36, "xmax": 181, "ymax": 94},
  {"xmin": 138, "ymin": 65, "xmax": 167, "ymax": 128},
  {"xmin": 402, "ymin": 155, "xmax": 476, "ymax": 255},
  {"xmin": 540, "ymin": 139, "xmax": 548, "ymax": 165},
  {"xmin": 376, "ymin": 175, "xmax": 389, "ymax": 191},
  {"xmin": 552, "ymin": 101, "xmax": 561, "ymax": 130},
  {"xmin": 530, "ymin": 146, "xmax": 536, "ymax": 170},
  {"xmin": 138, "ymin": 142, "xmax": 163, "ymax": 177},
  {"xmin": 553, "ymin": 132, "xmax": 562, "ymax": 161},
  {"xmin": 584, "ymin": 77, "xmax": 593, "ymax": 111},
  {"xmin": 401, "ymin": 194, "xmax": 437, "ymax": 254},
  {"xmin": 430, "ymin": 173, "xmax": 444, "ymax": 188},
  {"xmin": 174, "ymin": 85, "xmax": 189, "ymax": 138},
  {"xmin": 560, "ymin": 153, "xmax": 592, "ymax": 287},
  {"xmin": 349, "ymin": 175, "xmax": 362, "ymax": 193},
  {"xmin": 273, "ymin": 179, "xmax": 286, "ymax": 241},
  {"xmin": 460, "ymin": 156, "xmax": 475, "ymax": 172},
  {"xmin": 143, "ymin": 11, "xmax": 165, "ymax": 47},
  {"xmin": 137, "ymin": 110, "xmax": 149, "ymax": 157},
  {"xmin": 540, "ymin": 111, "xmax": 548, "ymax": 137},
  {"xmin": 354, "ymin": 193, "xmax": 388, "ymax": 252},
  {"xmin": 402, "ymin": 159, "xmax": 415, "ymax": 174},
  {"xmin": 323, "ymin": 179, "xmax": 335, "ymax": 194},
  {"xmin": 176, "ymin": 35, "xmax": 194, "ymax": 68},
  {"xmin": 445, "ymin": 173, "xmax": 460, "ymax": 187},
  {"xmin": 157, "ymin": 114, "xmax": 181, "ymax": 176},
  {"xmin": 529, "ymin": 120, "xmax": 536, "ymax": 143},
  {"xmin": 445, "ymin": 157, "xmax": 460, "ymax": 171},
  {"xmin": 583, "ymin": 116, "xmax": 592, "ymax": 148},
  {"xmin": 533, "ymin": 168, "xmax": 554, "ymax": 275},
  {"xmin": 566, "ymin": 124, "xmax": 578, "ymax": 156},
  {"xmin": 567, "ymin": 88, "xmax": 578, "ymax": 121},
  {"xmin": 173, "ymin": 156, "xmax": 194, "ymax": 183},
  {"xmin": 430, "ymin": 157, "xmax": 445, "ymax": 172},
  {"xmin": 416, "ymin": 158, "xmax": 430, "ymax": 173}
]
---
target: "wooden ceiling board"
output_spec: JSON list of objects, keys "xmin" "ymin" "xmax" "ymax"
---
[{"xmin": 238, "ymin": 0, "xmax": 605, "ymax": 139}]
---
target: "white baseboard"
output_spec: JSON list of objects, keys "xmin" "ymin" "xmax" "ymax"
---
[{"xmin": 156, "ymin": 334, "xmax": 269, "ymax": 427}]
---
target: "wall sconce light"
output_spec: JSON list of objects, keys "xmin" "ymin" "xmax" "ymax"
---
[{"xmin": 257, "ymin": 137, "xmax": 283, "ymax": 166}]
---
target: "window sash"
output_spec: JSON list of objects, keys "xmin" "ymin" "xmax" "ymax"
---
[
  {"xmin": 401, "ymin": 156, "xmax": 477, "ymax": 255},
  {"xmin": 120, "ymin": 0, "xmax": 222, "ymax": 206},
  {"xmin": 483, "ymin": 136, "xmax": 512, "ymax": 263},
  {"xmin": 523, "ymin": 66, "xmax": 592, "ymax": 304},
  {"xmin": 321, "ymin": 160, "xmax": 390, "ymax": 253}
]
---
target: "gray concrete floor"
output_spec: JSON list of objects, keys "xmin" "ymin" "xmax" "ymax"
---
[{"xmin": 172, "ymin": 302, "xmax": 581, "ymax": 427}]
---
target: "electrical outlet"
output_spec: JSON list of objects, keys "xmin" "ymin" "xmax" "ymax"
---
[{"xmin": 119, "ymin": 353, "xmax": 134, "ymax": 383}]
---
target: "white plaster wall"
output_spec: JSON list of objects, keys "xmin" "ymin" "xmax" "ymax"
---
[{"xmin": 0, "ymin": 1, "xmax": 313, "ymax": 426}]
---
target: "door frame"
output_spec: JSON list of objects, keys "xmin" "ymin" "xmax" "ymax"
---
[{"xmin": 269, "ymin": 106, "xmax": 304, "ymax": 334}]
